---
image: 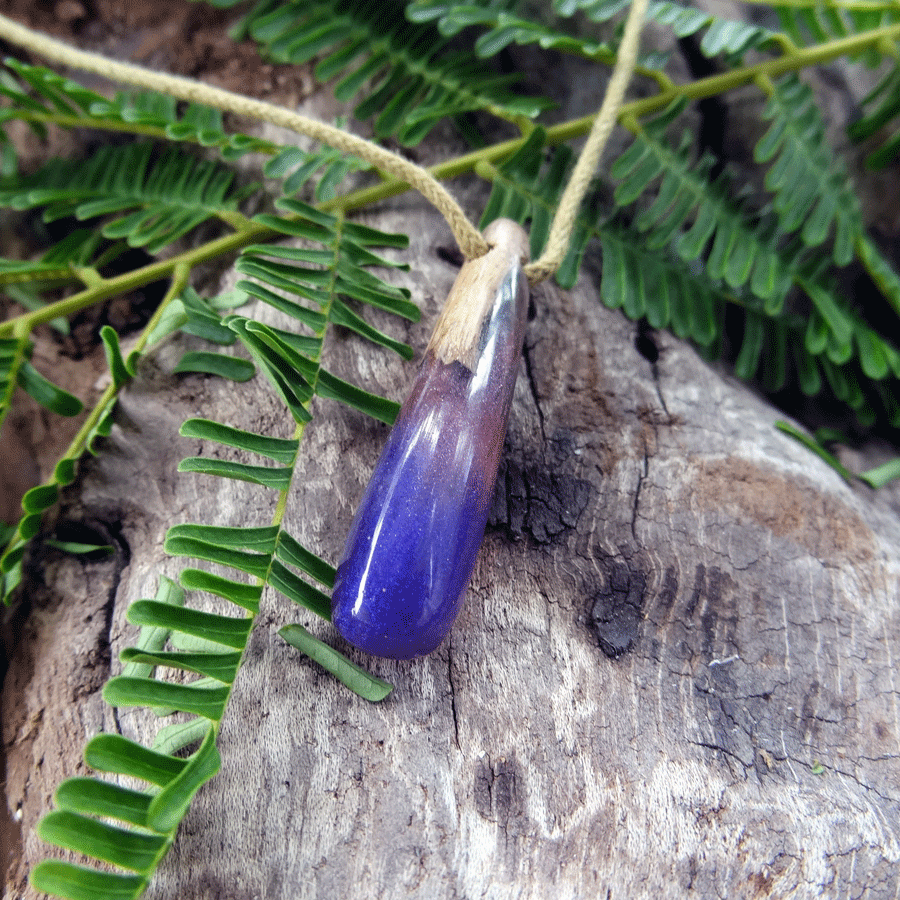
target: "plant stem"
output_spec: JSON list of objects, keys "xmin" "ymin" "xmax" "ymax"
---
[
  {"xmin": 0, "ymin": 225, "xmax": 275, "ymax": 336},
  {"xmin": 327, "ymin": 20, "xmax": 900, "ymax": 214}
]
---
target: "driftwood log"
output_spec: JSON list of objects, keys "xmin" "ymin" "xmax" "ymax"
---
[
  {"xmin": 5, "ymin": 193, "xmax": 900, "ymax": 898},
  {"xmin": 3, "ymin": 7, "xmax": 900, "ymax": 895}
]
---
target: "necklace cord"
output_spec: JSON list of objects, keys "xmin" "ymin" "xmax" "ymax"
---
[
  {"xmin": 0, "ymin": 3, "xmax": 648, "ymax": 283},
  {"xmin": 523, "ymin": 0, "xmax": 649, "ymax": 284}
]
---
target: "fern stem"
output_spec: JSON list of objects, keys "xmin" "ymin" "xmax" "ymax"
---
[
  {"xmin": 327, "ymin": 20, "xmax": 900, "ymax": 218},
  {"xmin": 624, "ymin": 21, "xmax": 900, "ymax": 119},
  {"xmin": 4, "ymin": 110, "xmax": 178, "ymax": 141},
  {"xmin": 0, "ymin": 223, "xmax": 275, "ymax": 336}
]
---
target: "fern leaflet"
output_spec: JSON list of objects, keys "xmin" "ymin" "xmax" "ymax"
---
[{"xmin": 205, "ymin": 0, "xmax": 551, "ymax": 144}]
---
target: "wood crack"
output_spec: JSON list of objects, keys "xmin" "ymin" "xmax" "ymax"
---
[{"xmin": 522, "ymin": 337, "xmax": 546, "ymax": 444}]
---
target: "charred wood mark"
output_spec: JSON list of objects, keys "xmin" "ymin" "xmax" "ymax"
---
[
  {"xmin": 474, "ymin": 755, "xmax": 522, "ymax": 826},
  {"xmin": 590, "ymin": 558, "xmax": 647, "ymax": 658},
  {"xmin": 656, "ymin": 565, "xmax": 679, "ymax": 614},
  {"xmin": 489, "ymin": 431, "xmax": 591, "ymax": 545}
]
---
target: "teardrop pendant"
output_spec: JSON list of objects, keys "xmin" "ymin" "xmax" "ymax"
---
[{"xmin": 331, "ymin": 219, "xmax": 530, "ymax": 659}]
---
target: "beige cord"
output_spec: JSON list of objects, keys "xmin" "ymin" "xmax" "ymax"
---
[
  {"xmin": 0, "ymin": 11, "xmax": 490, "ymax": 259},
  {"xmin": 524, "ymin": 0, "xmax": 650, "ymax": 284},
  {"xmin": 0, "ymin": 2, "xmax": 649, "ymax": 282}
]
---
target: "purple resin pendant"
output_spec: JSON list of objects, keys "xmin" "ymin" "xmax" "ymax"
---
[{"xmin": 331, "ymin": 219, "xmax": 530, "ymax": 659}]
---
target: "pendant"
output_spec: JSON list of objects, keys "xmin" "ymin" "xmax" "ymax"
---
[{"xmin": 331, "ymin": 219, "xmax": 530, "ymax": 659}]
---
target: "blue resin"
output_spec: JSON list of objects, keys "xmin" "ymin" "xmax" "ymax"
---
[{"xmin": 331, "ymin": 257, "xmax": 528, "ymax": 659}]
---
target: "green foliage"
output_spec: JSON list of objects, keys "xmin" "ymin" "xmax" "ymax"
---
[
  {"xmin": 21, "ymin": 197, "xmax": 408, "ymax": 899},
  {"xmin": 214, "ymin": 0, "xmax": 552, "ymax": 143},
  {"xmin": 478, "ymin": 94, "xmax": 900, "ymax": 430},
  {"xmin": 773, "ymin": 0, "xmax": 900, "ymax": 55},
  {"xmin": 2, "ymin": 1, "xmax": 900, "ymax": 897},
  {"xmin": 0, "ymin": 56, "xmax": 275, "ymax": 157},
  {"xmin": 849, "ymin": 61, "xmax": 900, "ymax": 169},
  {"xmin": 407, "ymin": 0, "xmax": 780, "ymax": 68},
  {"xmin": 0, "ymin": 142, "xmax": 250, "ymax": 253}
]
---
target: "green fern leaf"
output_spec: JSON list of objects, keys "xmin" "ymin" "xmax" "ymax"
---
[
  {"xmin": 84, "ymin": 733, "xmax": 188, "ymax": 784},
  {"xmin": 164, "ymin": 533, "xmax": 272, "ymax": 580},
  {"xmin": 178, "ymin": 457, "xmax": 294, "ymax": 489},
  {"xmin": 268, "ymin": 561, "xmax": 332, "ymax": 618},
  {"xmin": 756, "ymin": 75, "xmax": 861, "ymax": 264},
  {"xmin": 176, "ymin": 288, "xmax": 241, "ymax": 345},
  {"xmin": 127, "ymin": 597, "xmax": 253, "ymax": 647},
  {"xmin": 54, "ymin": 779, "xmax": 153, "ymax": 828},
  {"xmin": 17, "ymin": 360, "xmax": 83, "ymax": 416},
  {"xmin": 218, "ymin": 0, "xmax": 549, "ymax": 144},
  {"xmin": 38, "ymin": 811, "xmax": 166, "ymax": 872},
  {"xmin": 167, "ymin": 523, "xmax": 280, "ymax": 553},
  {"xmin": 317, "ymin": 368, "xmax": 400, "ymax": 423},
  {"xmin": 0, "ymin": 143, "xmax": 248, "ymax": 254},
  {"xmin": 277, "ymin": 530, "xmax": 337, "ymax": 587},
  {"xmin": 30, "ymin": 861, "xmax": 146, "ymax": 900},
  {"xmin": 103, "ymin": 676, "xmax": 230, "ymax": 719},
  {"xmin": 180, "ymin": 417, "xmax": 299, "ymax": 462},
  {"xmin": 152, "ymin": 718, "xmax": 213, "ymax": 756},
  {"xmin": 122, "ymin": 577, "xmax": 186, "ymax": 679},
  {"xmin": 279, "ymin": 623, "xmax": 393, "ymax": 701},
  {"xmin": 118, "ymin": 648, "xmax": 243, "ymax": 683},
  {"xmin": 178, "ymin": 568, "xmax": 263, "ymax": 612},
  {"xmin": 174, "ymin": 351, "xmax": 256, "ymax": 382}
]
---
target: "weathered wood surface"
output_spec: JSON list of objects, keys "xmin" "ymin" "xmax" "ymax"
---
[{"xmin": 4, "ymin": 189, "xmax": 900, "ymax": 899}]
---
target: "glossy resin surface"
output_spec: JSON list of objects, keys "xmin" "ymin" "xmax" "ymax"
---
[{"xmin": 332, "ymin": 227, "xmax": 529, "ymax": 659}]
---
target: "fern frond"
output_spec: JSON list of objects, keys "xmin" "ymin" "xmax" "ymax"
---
[
  {"xmin": 35, "ymin": 489, "xmax": 391, "ymax": 897},
  {"xmin": 0, "ymin": 337, "xmax": 87, "ymax": 594},
  {"xmin": 237, "ymin": 198, "xmax": 415, "ymax": 359},
  {"xmin": 208, "ymin": 0, "xmax": 550, "ymax": 144},
  {"xmin": 264, "ymin": 143, "xmax": 372, "ymax": 202},
  {"xmin": 405, "ymin": 0, "xmax": 647, "ymax": 66},
  {"xmin": 407, "ymin": 0, "xmax": 779, "ymax": 69},
  {"xmin": 0, "ymin": 142, "xmax": 251, "ymax": 254},
  {"xmin": 0, "ymin": 58, "xmax": 384, "ymax": 201},
  {"xmin": 648, "ymin": 1, "xmax": 785, "ymax": 61},
  {"xmin": 772, "ymin": 0, "xmax": 900, "ymax": 59},
  {"xmin": 478, "ymin": 117, "xmax": 900, "ymax": 427},
  {"xmin": 0, "ymin": 58, "xmax": 276, "ymax": 157},
  {"xmin": 755, "ymin": 74, "xmax": 861, "ymax": 264},
  {"xmin": 848, "ymin": 59, "xmax": 900, "ymax": 169}
]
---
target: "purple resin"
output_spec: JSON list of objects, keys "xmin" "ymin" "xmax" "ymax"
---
[{"xmin": 331, "ymin": 256, "xmax": 528, "ymax": 659}]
